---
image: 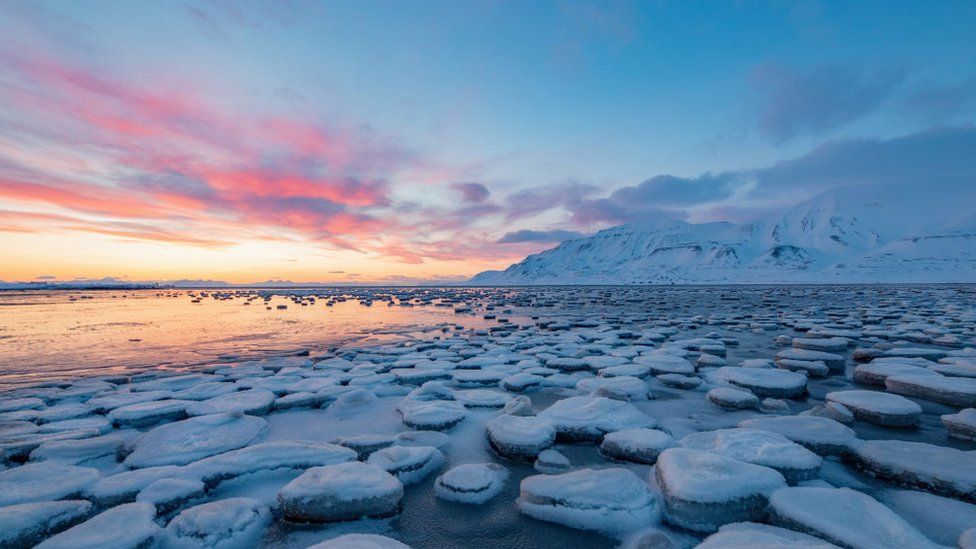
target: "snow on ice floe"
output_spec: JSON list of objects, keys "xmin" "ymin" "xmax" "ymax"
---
[
  {"xmin": 486, "ymin": 414, "xmax": 555, "ymax": 460},
  {"xmin": 655, "ymin": 447, "xmax": 786, "ymax": 533},
  {"xmin": 885, "ymin": 373, "xmax": 976, "ymax": 407},
  {"xmin": 308, "ymin": 534, "xmax": 410, "ymax": 548},
  {"xmin": 0, "ymin": 500, "xmax": 92, "ymax": 548},
  {"xmin": 518, "ymin": 467, "xmax": 659, "ymax": 534},
  {"xmin": 537, "ymin": 395, "xmax": 655, "ymax": 441},
  {"xmin": 849, "ymin": 439, "xmax": 976, "ymax": 501},
  {"xmin": 35, "ymin": 502, "xmax": 161, "ymax": 549},
  {"xmin": 434, "ymin": 463, "xmax": 507, "ymax": 504},
  {"xmin": 942, "ymin": 408, "xmax": 976, "ymax": 440},
  {"xmin": 678, "ymin": 428, "xmax": 822, "ymax": 484},
  {"xmin": 366, "ymin": 445, "xmax": 444, "ymax": 485},
  {"xmin": 184, "ymin": 389, "xmax": 276, "ymax": 416},
  {"xmin": 707, "ymin": 387, "xmax": 760, "ymax": 410},
  {"xmin": 599, "ymin": 428, "xmax": 673, "ymax": 464},
  {"xmin": 278, "ymin": 461, "xmax": 403, "ymax": 522},
  {"xmin": 696, "ymin": 522, "xmax": 839, "ymax": 548},
  {"xmin": 124, "ymin": 413, "xmax": 267, "ymax": 468},
  {"xmin": 768, "ymin": 487, "xmax": 942, "ymax": 549},
  {"xmin": 824, "ymin": 390, "xmax": 922, "ymax": 427},
  {"xmin": 0, "ymin": 462, "xmax": 100, "ymax": 506},
  {"xmin": 710, "ymin": 367, "xmax": 807, "ymax": 399},
  {"xmin": 737, "ymin": 416, "xmax": 858, "ymax": 456},
  {"xmin": 161, "ymin": 497, "xmax": 271, "ymax": 549}
]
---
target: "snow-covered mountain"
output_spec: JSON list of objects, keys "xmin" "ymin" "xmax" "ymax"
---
[{"xmin": 470, "ymin": 183, "xmax": 976, "ymax": 284}]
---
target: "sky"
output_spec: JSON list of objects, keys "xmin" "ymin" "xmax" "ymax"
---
[{"xmin": 1, "ymin": 0, "xmax": 974, "ymax": 284}]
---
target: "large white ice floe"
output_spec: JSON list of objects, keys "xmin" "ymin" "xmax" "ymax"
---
[
  {"xmin": 29, "ymin": 434, "xmax": 124, "ymax": 464},
  {"xmin": 537, "ymin": 396, "xmax": 655, "ymax": 441},
  {"xmin": 0, "ymin": 462, "xmax": 100, "ymax": 506},
  {"xmin": 767, "ymin": 487, "xmax": 941, "ymax": 549},
  {"xmin": 710, "ymin": 367, "xmax": 807, "ymax": 399},
  {"xmin": 107, "ymin": 399, "xmax": 191, "ymax": 428},
  {"xmin": 307, "ymin": 534, "xmax": 410, "ymax": 548},
  {"xmin": 366, "ymin": 445, "xmax": 444, "ymax": 485},
  {"xmin": 136, "ymin": 477, "xmax": 205, "ymax": 514},
  {"xmin": 35, "ymin": 502, "xmax": 162, "ymax": 549},
  {"xmin": 277, "ymin": 461, "xmax": 404, "ymax": 522},
  {"xmin": 0, "ymin": 500, "xmax": 93, "ymax": 548},
  {"xmin": 518, "ymin": 467, "xmax": 659, "ymax": 534},
  {"xmin": 396, "ymin": 399, "xmax": 467, "ymax": 431},
  {"xmin": 824, "ymin": 390, "xmax": 922, "ymax": 427},
  {"xmin": 849, "ymin": 439, "xmax": 976, "ymax": 501},
  {"xmin": 678, "ymin": 428, "xmax": 822, "ymax": 484},
  {"xmin": 696, "ymin": 522, "xmax": 839, "ymax": 548},
  {"xmin": 737, "ymin": 416, "xmax": 858, "ymax": 456},
  {"xmin": 123, "ymin": 413, "xmax": 265, "ymax": 469},
  {"xmin": 486, "ymin": 414, "xmax": 556, "ymax": 459},
  {"xmin": 434, "ymin": 463, "xmax": 508, "ymax": 504},
  {"xmin": 654, "ymin": 447, "xmax": 786, "ymax": 533},
  {"xmin": 184, "ymin": 389, "xmax": 275, "ymax": 416},
  {"xmin": 885, "ymin": 374, "xmax": 976, "ymax": 407},
  {"xmin": 161, "ymin": 497, "xmax": 271, "ymax": 549},
  {"xmin": 599, "ymin": 428, "xmax": 673, "ymax": 464},
  {"xmin": 186, "ymin": 441, "xmax": 357, "ymax": 485}
]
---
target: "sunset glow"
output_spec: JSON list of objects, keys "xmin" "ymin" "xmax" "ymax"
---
[{"xmin": 2, "ymin": 1, "xmax": 974, "ymax": 284}]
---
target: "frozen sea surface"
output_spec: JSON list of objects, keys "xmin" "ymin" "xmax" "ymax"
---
[{"xmin": 1, "ymin": 285, "xmax": 976, "ymax": 547}]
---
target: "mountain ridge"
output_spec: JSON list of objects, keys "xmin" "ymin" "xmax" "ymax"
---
[{"xmin": 470, "ymin": 183, "xmax": 976, "ymax": 284}]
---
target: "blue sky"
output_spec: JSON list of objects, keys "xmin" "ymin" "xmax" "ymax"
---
[{"xmin": 1, "ymin": 0, "xmax": 974, "ymax": 282}]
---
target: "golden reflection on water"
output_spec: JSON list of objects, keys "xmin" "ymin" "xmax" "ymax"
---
[{"xmin": 0, "ymin": 289, "xmax": 493, "ymax": 387}]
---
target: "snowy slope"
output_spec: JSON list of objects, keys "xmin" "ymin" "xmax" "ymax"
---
[{"xmin": 471, "ymin": 183, "xmax": 976, "ymax": 284}]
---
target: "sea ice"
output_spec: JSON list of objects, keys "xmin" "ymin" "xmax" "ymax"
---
[
  {"xmin": 537, "ymin": 396, "xmax": 655, "ymax": 441},
  {"xmin": 124, "ymin": 413, "xmax": 267, "ymax": 468},
  {"xmin": 518, "ymin": 467, "xmax": 659, "ymax": 534},
  {"xmin": 678, "ymin": 428, "xmax": 822, "ymax": 484},
  {"xmin": 0, "ymin": 500, "xmax": 92, "ymax": 548},
  {"xmin": 486, "ymin": 414, "xmax": 556, "ymax": 460},
  {"xmin": 162, "ymin": 497, "xmax": 271, "ymax": 549},
  {"xmin": 738, "ymin": 416, "xmax": 858, "ymax": 456},
  {"xmin": 707, "ymin": 387, "xmax": 760, "ymax": 410},
  {"xmin": 0, "ymin": 462, "xmax": 100, "ymax": 506},
  {"xmin": 885, "ymin": 374, "xmax": 976, "ymax": 407},
  {"xmin": 825, "ymin": 390, "xmax": 921, "ymax": 427},
  {"xmin": 849, "ymin": 439, "xmax": 976, "ymax": 501},
  {"xmin": 366, "ymin": 445, "xmax": 444, "ymax": 485},
  {"xmin": 35, "ymin": 502, "xmax": 161, "ymax": 549},
  {"xmin": 307, "ymin": 534, "xmax": 410, "ymax": 548},
  {"xmin": 768, "ymin": 487, "xmax": 940, "ymax": 549},
  {"xmin": 696, "ymin": 522, "xmax": 838, "ymax": 548},
  {"xmin": 599, "ymin": 428, "xmax": 674, "ymax": 464},
  {"xmin": 942, "ymin": 408, "xmax": 976, "ymax": 440},
  {"xmin": 655, "ymin": 447, "xmax": 786, "ymax": 533},
  {"xmin": 278, "ymin": 462, "xmax": 404, "ymax": 522},
  {"xmin": 434, "ymin": 463, "xmax": 508, "ymax": 504},
  {"xmin": 184, "ymin": 389, "xmax": 276, "ymax": 416},
  {"xmin": 711, "ymin": 367, "xmax": 807, "ymax": 399}
]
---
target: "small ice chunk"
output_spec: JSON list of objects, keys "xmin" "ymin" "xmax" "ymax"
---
[
  {"xmin": 30, "ymin": 434, "xmax": 124, "ymax": 464},
  {"xmin": 518, "ymin": 468, "xmax": 659, "ymax": 534},
  {"xmin": 599, "ymin": 428, "xmax": 673, "ymax": 464},
  {"xmin": 136, "ymin": 477, "xmax": 205, "ymax": 514},
  {"xmin": 534, "ymin": 449, "xmax": 571, "ymax": 474},
  {"xmin": 186, "ymin": 441, "xmax": 357, "ymax": 486},
  {"xmin": 456, "ymin": 389, "xmax": 510, "ymax": 409},
  {"xmin": 501, "ymin": 395, "xmax": 533, "ymax": 416},
  {"xmin": 633, "ymin": 353, "xmax": 695, "ymax": 375},
  {"xmin": 768, "ymin": 487, "xmax": 940, "ymax": 549},
  {"xmin": 825, "ymin": 390, "xmax": 921, "ymax": 427},
  {"xmin": 35, "ymin": 502, "xmax": 161, "ymax": 549},
  {"xmin": 942, "ymin": 408, "xmax": 976, "ymax": 441},
  {"xmin": 656, "ymin": 373, "xmax": 702, "ymax": 389},
  {"xmin": 335, "ymin": 434, "xmax": 396, "ymax": 459},
  {"xmin": 575, "ymin": 376, "xmax": 647, "ymax": 400},
  {"xmin": 163, "ymin": 497, "xmax": 271, "ymax": 549},
  {"xmin": 486, "ymin": 414, "xmax": 555, "ymax": 460},
  {"xmin": 124, "ymin": 413, "xmax": 267, "ymax": 468},
  {"xmin": 397, "ymin": 400, "xmax": 467, "ymax": 431},
  {"xmin": 366, "ymin": 445, "xmax": 444, "ymax": 485},
  {"xmin": 500, "ymin": 373, "xmax": 544, "ymax": 392},
  {"xmin": 434, "ymin": 463, "xmax": 508, "ymax": 504},
  {"xmin": 707, "ymin": 387, "xmax": 760, "ymax": 410},
  {"xmin": 278, "ymin": 462, "xmax": 404, "ymax": 522},
  {"xmin": 655, "ymin": 447, "xmax": 786, "ymax": 533}
]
